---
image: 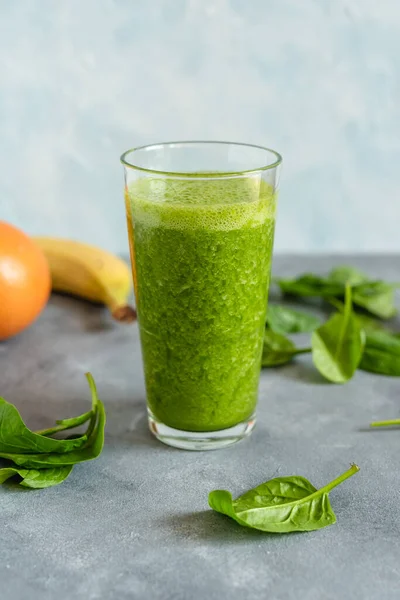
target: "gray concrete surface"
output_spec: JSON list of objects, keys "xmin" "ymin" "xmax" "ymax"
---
[{"xmin": 1, "ymin": 255, "xmax": 400, "ymax": 600}]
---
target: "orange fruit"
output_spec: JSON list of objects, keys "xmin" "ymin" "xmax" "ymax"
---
[{"xmin": 0, "ymin": 222, "xmax": 51, "ymax": 340}]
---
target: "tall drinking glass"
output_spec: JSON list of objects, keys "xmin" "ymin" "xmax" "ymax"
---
[{"xmin": 121, "ymin": 141, "xmax": 282, "ymax": 450}]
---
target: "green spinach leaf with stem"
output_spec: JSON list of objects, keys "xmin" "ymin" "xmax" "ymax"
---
[
  {"xmin": 312, "ymin": 285, "xmax": 365, "ymax": 383},
  {"xmin": 359, "ymin": 331, "xmax": 400, "ymax": 376},
  {"xmin": 0, "ymin": 465, "xmax": 73, "ymax": 488},
  {"xmin": 328, "ymin": 298, "xmax": 389, "ymax": 333},
  {"xmin": 328, "ymin": 266, "xmax": 369, "ymax": 286},
  {"xmin": 0, "ymin": 401, "xmax": 92, "ymax": 455},
  {"xmin": 274, "ymin": 274, "xmax": 344, "ymax": 298},
  {"xmin": 0, "ymin": 374, "xmax": 106, "ymax": 468},
  {"xmin": 352, "ymin": 281, "xmax": 398, "ymax": 320},
  {"xmin": 275, "ymin": 267, "xmax": 398, "ymax": 320},
  {"xmin": 209, "ymin": 464, "xmax": 359, "ymax": 533},
  {"xmin": 35, "ymin": 410, "xmax": 93, "ymax": 437},
  {"xmin": 266, "ymin": 305, "xmax": 321, "ymax": 334},
  {"xmin": 262, "ymin": 330, "xmax": 311, "ymax": 367}
]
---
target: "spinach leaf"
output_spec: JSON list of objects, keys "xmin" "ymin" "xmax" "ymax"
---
[
  {"xmin": 329, "ymin": 273, "xmax": 398, "ymax": 319},
  {"xmin": 352, "ymin": 282, "xmax": 398, "ymax": 319},
  {"xmin": 35, "ymin": 410, "xmax": 93, "ymax": 437},
  {"xmin": 328, "ymin": 266, "xmax": 368, "ymax": 286},
  {"xmin": 0, "ymin": 374, "xmax": 105, "ymax": 468},
  {"xmin": 355, "ymin": 313, "xmax": 390, "ymax": 333},
  {"xmin": 209, "ymin": 464, "xmax": 359, "ymax": 533},
  {"xmin": 266, "ymin": 305, "xmax": 321, "ymax": 334},
  {"xmin": 312, "ymin": 286, "xmax": 365, "ymax": 383},
  {"xmin": 275, "ymin": 268, "xmax": 398, "ymax": 320},
  {"xmin": 0, "ymin": 465, "xmax": 73, "ymax": 488},
  {"xmin": 359, "ymin": 331, "xmax": 400, "ymax": 376},
  {"xmin": 329, "ymin": 298, "xmax": 389, "ymax": 333},
  {"xmin": 262, "ymin": 330, "xmax": 311, "ymax": 367},
  {"xmin": 364, "ymin": 331, "xmax": 400, "ymax": 354},
  {"xmin": 370, "ymin": 418, "xmax": 400, "ymax": 427},
  {"xmin": 274, "ymin": 274, "xmax": 344, "ymax": 298},
  {"xmin": 0, "ymin": 401, "xmax": 91, "ymax": 455}
]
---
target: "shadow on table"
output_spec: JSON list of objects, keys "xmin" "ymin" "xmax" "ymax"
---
[
  {"xmin": 156, "ymin": 510, "xmax": 305, "ymax": 545},
  {"xmin": 272, "ymin": 360, "xmax": 330, "ymax": 386},
  {"xmin": 50, "ymin": 294, "xmax": 117, "ymax": 333},
  {"xmin": 104, "ymin": 398, "xmax": 194, "ymax": 453},
  {"xmin": 104, "ymin": 399, "xmax": 159, "ymax": 448},
  {"xmin": 357, "ymin": 425, "xmax": 400, "ymax": 433}
]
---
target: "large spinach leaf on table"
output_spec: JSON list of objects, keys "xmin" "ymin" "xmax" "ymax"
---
[
  {"xmin": 359, "ymin": 331, "xmax": 400, "ymax": 376},
  {"xmin": 0, "ymin": 373, "xmax": 105, "ymax": 489},
  {"xmin": 311, "ymin": 286, "xmax": 365, "ymax": 383},
  {"xmin": 0, "ymin": 465, "xmax": 73, "ymax": 489},
  {"xmin": 209, "ymin": 464, "xmax": 359, "ymax": 533}
]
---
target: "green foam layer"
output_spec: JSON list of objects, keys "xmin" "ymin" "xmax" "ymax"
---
[{"xmin": 127, "ymin": 177, "xmax": 276, "ymax": 231}]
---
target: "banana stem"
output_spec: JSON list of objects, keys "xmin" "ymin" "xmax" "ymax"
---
[{"xmin": 112, "ymin": 305, "xmax": 137, "ymax": 323}]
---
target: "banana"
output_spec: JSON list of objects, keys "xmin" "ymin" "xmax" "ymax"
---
[{"xmin": 34, "ymin": 237, "xmax": 136, "ymax": 323}]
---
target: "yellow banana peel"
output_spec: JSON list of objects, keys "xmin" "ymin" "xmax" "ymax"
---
[{"xmin": 34, "ymin": 237, "xmax": 136, "ymax": 323}]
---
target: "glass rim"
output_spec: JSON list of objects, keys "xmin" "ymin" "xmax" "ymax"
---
[{"xmin": 120, "ymin": 140, "xmax": 282, "ymax": 178}]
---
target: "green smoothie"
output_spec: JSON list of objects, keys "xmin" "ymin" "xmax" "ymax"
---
[{"xmin": 125, "ymin": 177, "xmax": 276, "ymax": 432}]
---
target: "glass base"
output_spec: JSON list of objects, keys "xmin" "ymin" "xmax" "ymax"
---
[{"xmin": 147, "ymin": 409, "xmax": 256, "ymax": 451}]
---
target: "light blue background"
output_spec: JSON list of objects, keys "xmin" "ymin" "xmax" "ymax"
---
[{"xmin": 1, "ymin": 0, "xmax": 399, "ymax": 253}]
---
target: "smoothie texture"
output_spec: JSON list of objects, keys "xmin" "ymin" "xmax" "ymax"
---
[{"xmin": 125, "ymin": 177, "xmax": 276, "ymax": 432}]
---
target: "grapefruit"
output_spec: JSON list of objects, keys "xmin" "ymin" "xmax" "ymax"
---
[{"xmin": 0, "ymin": 222, "xmax": 51, "ymax": 340}]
